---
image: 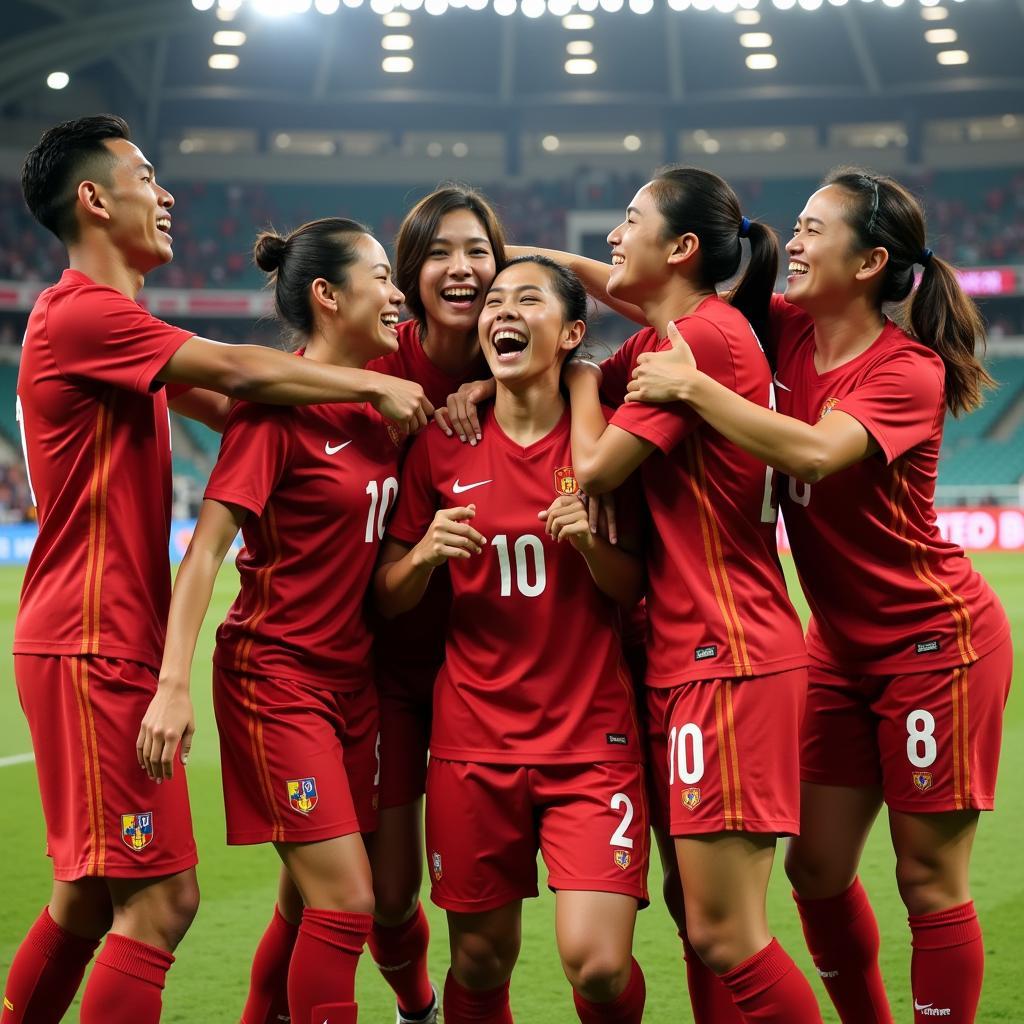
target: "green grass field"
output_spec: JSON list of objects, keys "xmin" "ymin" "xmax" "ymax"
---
[{"xmin": 1, "ymin": 555, "xmax": 1022, "ymax": 1022}]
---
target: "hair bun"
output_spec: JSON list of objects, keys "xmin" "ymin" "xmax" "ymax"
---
[{"xmin": 254, "ymin": 232, "xmax": 287, "ymax": 272}]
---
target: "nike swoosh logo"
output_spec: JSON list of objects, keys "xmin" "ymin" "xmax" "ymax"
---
[
  {"xmin": 772, "ymin": 375, "xmax": 791, "ymax": 392},
  {"xmin": 914, "ymin": 1001, "xmax": 933, "ymax": 1010},
  {"xmin": 325, "ymin": 440, "xmax": 352, "ymax": 455},
  {"xmin": 452, "ymin": 478, "xmax": 492, "ymax": 494}
]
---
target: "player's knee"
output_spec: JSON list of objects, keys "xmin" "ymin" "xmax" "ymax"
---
[
  {"xmin": 784, "ymin": 845, "xmax": 848, "ymax": 899},
  {"xmin": 451, "ymin": 932, "xmax": 518, "ymax": 990},
  {"xmin": 562, "ymin": 949, "xmax": 632, "ymax": 1003},
  {"xmin": 895, "ymin": 852, "xmax": 962, "ymax": 916},
  {"xmin": 343, "ymin": 885, "xmax": 376, "ymax": 918},
  {"xmin": 372, "ymin": 877, "xmax": 420, "ymax": 927},
  {"xmin": 682, "ymin": 917, "xmax": 741, "ymax": 975},
  {"xmin": 150, "ymin": 875, "xmax": 201, "ymax": 949},
  {"xmin": 661, "ymin": 874, "xmax": 687, "ymax": 932}
]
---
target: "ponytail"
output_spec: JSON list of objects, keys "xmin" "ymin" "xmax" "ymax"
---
[{"xmin": 728, "ymin": 219, "xmax": 779, "ymax": 355}]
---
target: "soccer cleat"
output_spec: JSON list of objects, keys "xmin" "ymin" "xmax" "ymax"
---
[{"xmin": 396, "ymin": 984, "xmax": 439, "ymax": 1024}]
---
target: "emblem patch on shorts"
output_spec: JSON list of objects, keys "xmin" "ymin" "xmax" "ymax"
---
[
  {"xmin": 554, "ymin": 466, "xmax": 579, "ymax": 495},
  {"xmin": 121, "ymin": 812, "xmax": 154, "ymax": 852},
  {"xmin": 681, "ymin": 787, "xmax": 701, "ymax": 811},
  {"xmin": 431, "ymin": 851, "xmax": 443, "ymax": 881},
  {"xmin": 913, "ymin": 772, "xmax": 933, "ymax": 792},
  {"xmin": 287, "ymin": 778, "xmax": 318, "ymax": 814},
  {"xmin": 613, "ymin": 849, "xmax": 631, "ymax": 870}
]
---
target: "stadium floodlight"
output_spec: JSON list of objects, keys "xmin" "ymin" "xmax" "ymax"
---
[
  {"xmin": 667, "ymin": 0, "xmax": 692, "ymax": 10},
  {"xmin": 936, "ymin": 48, "xmax": 968, "ymax": 62},
  {"xmin": 924, "ymin": 27, "xmax": 957, "ymax": 42},
  {"xmin": 343, "ymin": 0, "xmax": 364, "ymax": 8},
  {"xmin": 734, "ymin": 8, "xmax": 761, "ymax": 20},
  {"xmin": 713, "ymin": 0, "xmax": 739, "ymax": 12},
  {"xmin": 218, "ymin": 0, "xmax": 243, "ymax": 10},
  {"xmin": 209, "ymin": 52, "xmax": 241, "ymax": 67},
  {"xmin": 400, "ymin": 0, "xmax": 423, "ymax": 8},
  {"xmin": 452, "ymin": 141, "xmax": 469, "ymax": 156},
  {"xmin": 382, "ymin": 32, "xmax": 414, "ymax": 46},
  {"xmin": 370, "ymin": 0, "xmax": 396, "ymax": 13},
  {"xmin": 427, "ymin": 141, "xmax": 443, "ymax": 155},
  {"xmin": 494, "ymin": 0, "xmax": 518, "ymax": 14},
  {"xmin": 745, "ymin": 51, "xmax": 778, "ymax": 67},
  {"xmin": 424, "ymin": 0, "xmax": 448, "ymax": 13},
  {"xmin": 548, "ymin": 0, "xmax": 575, "ymax": 16},
  {"xmin": 771, "ymin": 0, "xmax": 795, "ymax": 10},
  {"xmin": 192, "ymin": 0, "xmax": 216, "ymax": 9},
  {"xmin": 598, "ymin": 0, "xmax": 624, "ymax": 11},
  {"xmin": 521, "ymin": 0, "xmax": 546, "ymax": 16},
  {"xmin": 315, "ymin": 0, "xmax": 341, "ymax": 10},
  {"xmin": 46, "ymin": 71, "xmax": 70, "ymax": 89},
  {"xmin": 881, "ymin": 0, "xmax": 904, "ymax": 6},
  {"xmin": 629, "ymin": 0, "xmax": 655, "ymax": 12},
  {"xmin": 702, "ymin": 137, "xmax": 720, "ymax": 152},
  {"xmin": 692, "ymin": 0, "xmax": 714, "ymax": 11},
  {"xmin": 798, "ymin": 0, "xmax": 823, "ymax": 9},
  {"xmin": 382, "ymin": 54, "xmax": 414, "ymax": 69},
  {"xmin": 567, "ymin": 39, "xmax": 594, "ymax": 53},
  {"xmin": 623, "ymin": 134, "xmax": 642, "ymax": 150},
  {"xmin": 739, "ymin": 31, "xmax": 772, "ymax": 45},
  {"xmin": 467, "ymin": 0, "xmax": 489, "ymax": 10},
  {"xmin": 828, "ymin": 0, "xmax": 848, "ymax": 6},
  {"xmin": 542, "ymin": 134, "xmax": 561, "ymax": 150},
  {"xmin": 562, "ymin": 13, "xmax": 595, "ymax": 26},
  {"xmin": 577, "ymin": 0, "xmax": 600, "ymax": 10},
  {"xmin": 384, "ymin": 10, "xmax": 412, "ymax": 22},
  {"xmin": 565, "ymin": 57, "xmax": 598, "ymax": 72},
  {"xmin": 213, "ymin": 30, "xmax": 247, "ymax": 43}
]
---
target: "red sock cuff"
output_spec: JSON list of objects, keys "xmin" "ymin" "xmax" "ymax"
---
[
  {"xmin": 300, "ymin": 909, "xmax": 373, "ymax": 956},
  {"xmin": 444, "ymin": 970, "xmax": 511, "ymax": 1014},
  {"xmin": 909, "ymin": 901, "xmax": 981, "ymax": 950},
  {"xmin": 793, "ymin": 878, "xmax": 872, "ymax": 925},
  {"xmin": 95, "ymin": 934, "xmax": 175, "ymax": 989},
  {"xmin": 720, "ymin": 938, "xmax": 792, "ymax": 1000},
  {"xmin": 28, "ymin": 907, "xmax": 100, "ymax": 960}
]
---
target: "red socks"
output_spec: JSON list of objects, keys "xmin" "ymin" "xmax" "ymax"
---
[
  {"xmin": 242, "ymin": 905, "xmax": 299, "ymax": 1024},
  {"xmin": 909, "ymin": 901, "xmax": 984, "ymax": 1022},
  {"xmin": 368, "ymin": 903, "xmax": 434, "ymax": 1017},
  {"xmin": 719, "ymin": 938, "xmax": 822, "ymax": 1023},
  {"xmin": 79, "ymin": 933, "xmax": 175, "ymax": 1024},
  {"xmin": 572, "ymin": 958, "xmax": 645, "ymax": 1023},
  {"xmin": 680, "ymin": 930, "xmax": 744, "ymax": 1023},
  {"xmin": 794, "ymin": 879, "xmax": 893, "ymax": 1023},
  {"xmin": 443, "ymin": 971, "xmax": 514, "ymax": 1023},
  {"xmin": 0, "ymin": 907, "xmax": 99, "ymax": 1024},
  {"xmin": 287, "ymin": 909, "xmax": 371, "ymax": 1024}
]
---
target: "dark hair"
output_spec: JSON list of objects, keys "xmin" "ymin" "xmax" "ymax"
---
[
  {"xmin": 395, "ymin": 184, "xmax": 508, "ymax": 328},
  {"xmin": 647, "ymin": 166, "xmax": 779, "ymax": 347},
  {"xmin": 21, "ymin": 114, "xmax": 131, "ymax": 243},
  {"xmin": 254, "ymin": 217, "xmax": 369, "ymax": 341},
  {"xmin": 825, "ymin": 167, "xmax": 993, "ymax": 416}
]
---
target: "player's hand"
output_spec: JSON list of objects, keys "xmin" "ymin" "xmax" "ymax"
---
[
  {"xmin": 436, "ymin": 379, "xmax": 495, "ymax": 445},
  {"xmin": 412, "ymin": 505, "xmax": 487, "ymax": 567},
  {"xmin": 368, "ymin": 372, "xmax": 434, "ymax": 434},
  {"xmin": 584, "ymin": 491, "xmax": 619, "ymax": 546},
  {"xmin": 625, "ymin": 321, "xmax": 698, "ymax": 404},
  {"xmin": 563, "ymin": 359, "xmax": 603, "ymax": 392},
  {"xmin": 137, "ymin": 683, "xmax": 195, "ymax": 783},
  {"xmin": 539, "ymin": 495, "xmax": 594, "ymax": 552}
]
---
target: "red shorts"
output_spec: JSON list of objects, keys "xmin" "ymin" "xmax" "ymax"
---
[
  {"xmin": 14, "ymin": 655, "xmax": 197, "ymax": 881},
  {"xmin": 801, "ymin": 637, "xmax": 1013, "ymax": 813},
  {"xmin": 213, "ymin": 668, "xmax": 380, "ymax": 845},
  {"xmin": 376, "ymin": 664, "xmax": 435, "ymax": 810},
  {"xmin": 646, "ymin": 669, "xmax": 806, "ymax": 837},
  {"xmin": 425, "ymin": 758, "xmax": 650, "ymax": 913}
]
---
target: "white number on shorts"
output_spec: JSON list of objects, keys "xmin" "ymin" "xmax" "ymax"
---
[
  {"xmin": 668, "ymin": 723, "xmax": 705, "ymax": 786},
  {"xmin": 788, "ymin": 477, "xmax": 812, "ymax": 507},
  {"xmin": 373, "ymin": 732, "xmax": 381, "ymax": 786},
  {"xmin": 364, "ymin": 477, "xmax": 399, "ymax": 543},
  {"xmin": 609, "ymin": 792, "xmax": 635, "ymax": 849},
  {"xmin": 906, "ymin": 709, "xmax": 938, "ymax": 769},
  {"xmin": 492, "ymin": 534, "xmax": 546, "ymax": 598}
]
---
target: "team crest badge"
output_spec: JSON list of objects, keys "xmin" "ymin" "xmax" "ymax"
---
[
  {"xmin": 386, "ymin": 422, "xmax": 403, "ymax": 448},
  {"xmin": 681, "ymin": 787, "xmax": 702, "ymax": 811},
  {"xmin": 121, "ymin": 812, "xmax": 154, "ymax": 852},
  {"xmin": 913, "ymin": 772, "xmax": 933, "ymax": 792},
  {"xmin": 287, "ymin": 778, "xmax": 319, "ymax": 814},
  {"xmin": 818, "ymin": 397, "xmax": 840, "ymax": 420},
  {"xmin": 431, "ymin": 851, "xmax": 443, "ymax": 881},
  {"xmin": 613, "ymin": 850, "xmax": 632, "ymax": 870},
  {"xmin": 554, "ymin": 466, "xmax": 579, "ymax": 496}
]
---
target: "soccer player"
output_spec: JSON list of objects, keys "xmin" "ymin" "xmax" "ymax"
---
[
  {"xmin": 625, "ymin": 169, "xmax": 1012, "ymax": 1023},
  {"xmin": 4, "ymin": 115, "xmax": 429, "ymax": 1024},
  {"xmin": 375, "ymin": 257, "xmax": 649, "ymax": 1024},
  {"xmin": 147, "ymin": 217, "xmax": 405, "ymax": 1024}
]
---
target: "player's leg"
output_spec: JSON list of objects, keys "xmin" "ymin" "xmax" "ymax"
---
[
  {"xmin": 787, "ymin": 666, "xmax": 894, "ymax": 1023},
  {"xmin": 444, "ymin": 903, "xmax": 522, "ymax": 1024},
  {"xmin": 241, "ymin": 868, "xmax": 302, "ymax": 1024}
]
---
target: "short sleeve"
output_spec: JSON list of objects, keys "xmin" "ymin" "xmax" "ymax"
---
[
  {"xmin": 387, "ymin": 428, "xmax": 440, "ymax": 546},
  {"xmin": 204, "ymin": 402, "xmax": 292, "ymax": 516},
  {"xmin": 45, "ymin": 283, "xmax": 193, "ymax": 394},
  {"xmin": 609, "ymin": 316, "xmax": 736, "ymax": 454},
  {"xmin": 833, "ymin": 351, "xmax": 945, "ymax": 464},
  {"xmin": 599, "ymin": 330, "xmax": 648, "ymax": 406}
]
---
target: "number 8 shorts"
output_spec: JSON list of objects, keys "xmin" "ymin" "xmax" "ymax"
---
[{"xmin": 800, "ymin": 637, "xmax": 1013, "ymax": 813}]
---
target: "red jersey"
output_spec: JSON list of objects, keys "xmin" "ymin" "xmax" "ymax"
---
[
  {"xmin": 369, "ymin": 320, "xmax": 491, "ymax": 677},
  {"xmin": 14, "ymin": 269, "xmax": 193, "ymax": 669},
  {"xmin": 207, "ymin": 394, "xmax": 401, "ymax": 689},
  {"xmin": 770, "ymin": 295, "xmax": 1010, "ymax": 673},
  {"xmin": 603, "ymin": 295, "xmax": 807, "ymax": 687},
  {"xmin": 386, "ymin": 407, "xmax": 642, "ymax": 765}
]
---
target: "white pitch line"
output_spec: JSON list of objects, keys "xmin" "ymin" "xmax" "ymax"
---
[{"xmin": 0, "ymin": 752, "xmax": 35, "ymax": 768}]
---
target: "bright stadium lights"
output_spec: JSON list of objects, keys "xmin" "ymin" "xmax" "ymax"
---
[
  {"xmin": 598, "ymin": 0, "xmax": 624, "ymax": 11},
  {"xmin": 667, "ymin": 0, "xmax": 692, "ymax": 10},
  {"xmin": 828, "ymin": 0, "xmax": 848, "ymax": 6},
  {"xmin": 563, "ymin": 12, "xmax": 594, "ymax": 25},
  {"xmin": 427, "ymin": 141, "xmax": 443, "ymax": 155},
  {"xmin": 713, "ymin": 0, "xmax": 739, "ymax": 12},
  {"xmin": 218, "ymin": 0, "xmax": 243, "ymax": 10},
  {"xmin": 521, "ymin": 0, "xmax": 545, "ymax": 16},
  {"xmin": 424, "ymin": 0, "xmax": 448, "ymax": 13},
  {"xmin": 703, "ymin": 137, "xmax": 720, "ymax": 152},
  {"xmin": 623, "ymin": 133, "xmax": 642, "ymax": 150},
  {"xmin": 924, "ymin": 27, "xmax": 957, "ymax": 42},
  {"xmin": 343, "ymin": 0, "xmax": 364, "ymax": 7},
  {"xmin": 745, "ymin": 52, "xmax": 778, "ymax": 68},
  {"xmin": 577, "ymin": 0, "xmax": 599, "ymax": 10},
  {"xmin": 565, "ymin": 57, "xmax": 598, "ymax": 72},
  {"xmin": 46, "ymin": 71, "xmax": 70, "ymax": 89},
  {"xmin": 567, "ymin": 39, "xmax": 594, "ymax": 53},
  {"xmin": 383, "ymin": 9, "xmax": 412, "ymax": 22},
  {"xmin": 798, "ymin": 0, "xmax": 823, "ymax": 9},
  {"xmin": 467, "ymin": 0, "xmax": 489, "ymax": 10},
  {"xmin": 382, "ymin": 54, "xmax": 414, "ymax": 70},
  {"xmin": 213, "ymin": 30, "xmax": 247, "ymax": 44},
  {"xmin": 209, "ymin": 52, "xmax": 241, "ymax": 67},
  {"xmin": 382, "ymin": 33, "xmax": 414, "ymax": 47},
  {"xmin": 936, "ymin": 48, "xmax": 969, "ymax": 63},
  {"xmin": 192, "ymin": 0, "xmax": 215, "ymax": 9},
  {"xmin": 370, "ymin": 0, "xmax": 396, "ymax": 13},
  {"xmin": 494, "ymin": 0, "xmax": 518, "ymax": 14},
  {"xmin": 739, "ymin": 31, "xmax": 772, "ymax": 46},
  {"xmin": 629, "ymin": 0, "xmax": 655, "ymax": 12},
  {"xmin": 881, "ymin": 0, "xmax": 904, "ymax": 6},
  {"xmin": 921, "ymin": 3, "xmax": 947, "ymax": 14},
  {"xmin": 216, "ymin": 8, "xmax": 237, "ymax": 19},
  {"xmin": 548, "ymin": 0, "xmax": 575, "ymax": 15},
  {"xmin": 452, "ymin": 141, "xmax": 469, "ymax": 156},
  {"xmin": 771, "ymin": 0, "xmax": 795, "ymax": 9},
  {"xmin": 315, "ymin": 0, "xmax": 340, "ymax": 9},
  {"xmin": 734, "ymin": 10, "xmax": 761, "ymax": 22},
  {"xmin": 542, "ymin": 134, "xmax": 560, "ymax": 150}
]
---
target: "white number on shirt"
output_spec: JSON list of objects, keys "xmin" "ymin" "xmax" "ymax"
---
[
  {"xmin": 760, "ymin": 380, "xmax": 779, "ymax": 524},
  {"xmin": 668, "ymin": 723, "xmax": 705, "ymax": 785},
  {"xmin": 609, "ymin": 792, "xmax": 635, "ymax": 849},
  {"xmin": 492, "ymin": 534, "xmax": 546, "ymax": 598},
  {"xmin": 788, "ymin": 477, "xmax": 812, "ymax": 507},
  {"xmin": 14, "ymin": 395, "xmax": 37, "ymax": 508},
  {"xmin": 364, "ymin": 477, "xmax": 399, "ymax": 543},
  {"xmin": 906, "ymin": 709, "xmax": 938, "ymax": 769}
]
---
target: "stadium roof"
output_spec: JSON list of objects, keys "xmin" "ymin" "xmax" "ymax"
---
[{"xmin": 4, "ymin": 0, "xmax": 1023, "ymax": 142}]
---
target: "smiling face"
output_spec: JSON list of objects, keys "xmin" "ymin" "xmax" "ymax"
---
[
  {"xmin": 331, "ymin": 233, "xmax": 404, "ymax": 362},
  {"xmin": 606, "ymin": 183, "xmax": 678, "ymax": 305},
  {"xmin": 478, "ymin": 262, "xmax": 584, "ymax": 391},
  {"xmin": 417, "ymin": 208, "xmax": 498, "ymax": 335}
]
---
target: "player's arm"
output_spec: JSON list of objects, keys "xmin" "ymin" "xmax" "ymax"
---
[
  {"xmin": 625, "ymin": 322, "xmax": 877, "ymax": 482},
  {"xmin": 436, "ymin": 378, "xmax": 495, "ymax": 444},
  {"xmin": 373, "ymin": 505, "xmax": 486, "ymax": 618},
  {"xmin": 539, "ymin": 495, "xmax": 642, "ymax": 606},
  {"xmin": 157, "ymin": 336, "xmax": 433, "ymax": 434},
  {"xmin": 168, "ymin": 387, "xmax": 231, "ymax": 432},
  {"xmin": 138, "ymin": 499, "xmax": 246, "ymax": 782},
  {"xmin": 506, "ymin": 245, "xmax": 646, "ymax": 325},
  {"xmin": 566, "ymin": 361, "xmax": 656, "ymax": 495}
]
